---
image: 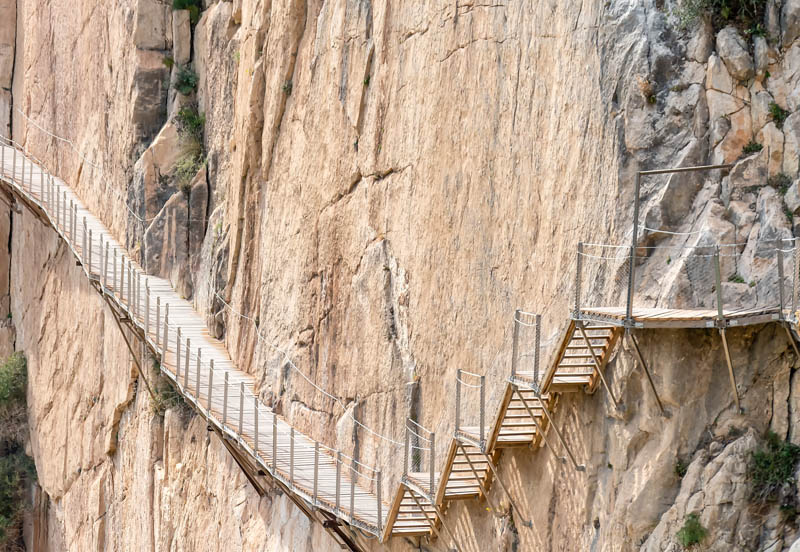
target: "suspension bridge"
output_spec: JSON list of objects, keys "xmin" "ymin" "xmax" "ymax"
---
[{"xmin": 1, "ymin": 133, "xmax": 796, "ymax": 551}]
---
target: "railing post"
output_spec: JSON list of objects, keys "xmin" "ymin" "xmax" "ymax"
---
[
  {"xmin": 627, "ymin": 172, "xmax": 642, "ymax": 326},
  {"xmin": 479, "ymin": 375, "xmax": 486, "ymax": 447},
  {"xmin": 1, "ymin": 142, "xmax": 5, "ymax": 175},
  {"xmin": 87, "ymin": 229, "xmax": 93, "ymax": 274},
  {"xmin": 429, "ymin": 432, "xmax": 436, "ymax": 497},
  {"xmin": 208, "ymin": 359, "xmax": 214, "ymax": 411},
  {"xmin": 253, "ymin": 397, "xmax": 259, "ymax": 455},
  {"xmin": 455, "ymin": 369, "xmax": 461, "ymax": 432},
  {"xmin": 194, "ymin": 345, "xmax": 200, "ymax": 395},
  {"xmin": 794, "ymin": 238, "xmax": 799, "ymax": 318},
  {"xmin": 272, "ymin": 414, "xmax": 277, "ymax": 472},
  {"xmin": 223, "ymin": 371, "xmax": 229, "ymax": 426},
  {"xmin": 120, "ymin": 257, "xmax": 125, "ymax": 302},
  {"xmin": 155, "ymin": 296, "xmax": 161, "ymax": 350},
  {"xmin": 71, "ymin": 203, "xmax": 76, "ymax": 244},
  {"xmin": 136, "ymin": 272, "xmax": 141, "ymax": 320},
  {"xmin": 715, "ymin": 245, "xmax": 724, "ymax": 323},
  {"xmin": 82, "ymin": 217, "xmax": 87, "ymax": 265},
  {"xmin": 176, "ymin": 329, "xmax": 182, "ymax": 381},
  {"xmin": 290, "ymin": 427, "xmax": 295, "ymax": 488},
  {"xmin": 54, "ymin": 180, "xmax": 58, "ymax": 224},
  {"xmin": 376, "ymin": 470, "xmax": 383, "ymax": 534},
  {"xmin": 11, "ymin": 146, "xmax": 15, "ymax": 182},
  {"xmin": 162, "ymin": 304, "xmax": 169, "ymax": 363},
  {"xmin": 28, "ymin": 157, "xmax": 32, "ymax": 188},
  {"xmin": 778, "ymin": 241, "xmax": 786, "ymax": 320},
  {"xmin": 113, "ymin": 249, "xmax": 118, "ymax": 295},
  {"xmin": 350, "ymin": 461, "xmax": 355, "ymax": 523},
  {"xmin": 104, "ymin": 241, "xmax": 110, "ymax": 289},
  {"xmin": 144, "ymin": 282, "xmax": 150, "ymax": 336},
  {"xmin": 403, "ymin": 425, "xmax": 409, "ymax": 476},
  {"xmin": 127, "ymin": 262, "xmax": 132, "ymax": 310},
  {"xmin": 20, "ymin": 154, "xmax": 24, "ymax": 189},
  {"xmin": 335, "ymin": 451, "xmax": 342, "ymax": 512},
  {"xmin": 313, "ymin": 442, "xmax": 319, "ymax": 504},
  {"xmin": 534, "ymin": 313, "xmax": 542, "ymax": 383},
  {"xmin": 575, "ymin": 242, "xmax": 583, "ymax": 319},
  {"xmin": 238, "ymin": 381, "xmax": 244, "ymax": 436},
  {"xmin": 511, "ymin": 309, "xmax": 520, "ymax": 378}
]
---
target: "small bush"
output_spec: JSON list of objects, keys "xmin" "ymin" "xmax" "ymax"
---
[
  {"xmin": 742, "ymin": 140, "xmax": 763, "ymax": 154},
  {"xmin": 173, "ymin": 65, "xmax": 199, "ymax": 96},
  {"xmin": 671, "ymin": 0, "xmax": 767, "ymax": 32},
  {"xmin": 150, "ymin": 376, "xmax": 190, "ymax": 417},
  {"xmin": 162, "ymin": 56, "xmax": 174, "ymax": 70},
  {"xmin": 175, "ymin": 105, "xmax": 205, "ymax": 143},
  {"xmin": 0, "ymin": 450, "xmax": 36, "ymax": 547},
  {"xmin": 173, "ymin": 0, "xmax": 203, "ymax": 24},
  {"xmin": 675, "ymin": 459, "xmax": 688, "ymax": 478},
  {"xmin": 676, "ymin": 513, "xmax": 708, "ymax": 548},
  {"xmin": 728, "ymin": 274, "xmax": 746, "ymax": 284},
  {"xmin": 749, "ymin": 431, "xmax": 800, "ymax": 503},
  {"xmin": 770, "ymin": 173, "xmax": 792, "ymax": 195},
  {"xmin": 0, "ymin": 353, "xmax": 26, "ymax": 408},
  {"xmin": 769, "ymin": 102, "xmax": 790, "ymax": 129},
  {"xmin": 282, "ymin": 81, "xmax": 293, "ymax": 96}
]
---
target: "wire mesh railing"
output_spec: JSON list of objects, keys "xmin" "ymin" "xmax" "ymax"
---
[
  {"xmin": 574, "ymin": 238, "xmax": 799, "ymax": 326},
  {"xmin": 402, "ymin": 419, "xmax": 436, "ymax": 500},
  {"xmin": 454, "ymin": 369, "xmax": 486, "ymax": 449},
  {"xmin": 0, "ymin": 138, "xmax": 389, "ymax": 537}
]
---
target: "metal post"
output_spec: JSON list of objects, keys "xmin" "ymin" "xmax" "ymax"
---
[
  {"xmin": 715, "ymin": 245, "xmax": 724, "ymax": 322},
  {"xmin": 127, "ymin": 263, "xmax": 132, "ymax": 311},
  {"xmin": 272, "ymin": 414, "xmax": 277, "ymax": 471},
  {"xmin": 176, "ymin": 328, "xmax": 182, "ymax": 381},
  {"xmin": 313, "ymin": 442, "xmax": 319, "ymax": 504},
  {"xmin": 113, "ymin": 249, "xmax": 118, "ymax": 296},
  {"xmin": 778, "ymin": 241, "xmax": 786, "ymax": 320},
  {"xmin": 72, "ymin": 203, "xmax": 76, "ymax": 244},
  {"xmin": 403, "ymin": 425, "xmax": 409, "ymax": 476},
  {"xmin": 135, "ymin": 272, "xmax": 141, "ymax": 320},
  {"xmin": 350, "ymin": 461, "xmax": 355, "ymax": 523},
  {"xmin": 223, "ymin": 372, "xmax": 229, "ymax": 426},
  {"xmin": 11, "ymin": 147, "xmax": 15, "ymax": 183},
  {"xmin": 335, "ymin": 451, "xmax": 342, "ymax": 511},
  {"xmin": 534, "ymin": 314, "xmax": 542, "ymax": 384},
  {"xmin": 626, "ymin": 172, "xmax": 642, "ymax": 326},
  {"xmin": 54, "ymin": 181, "xmax": 59, "ymax": 225},
  {"xmin": 194, "ymin": 344, "xmax": 200, "ymax": 396},
  {"xmin": 120, "ymin": 257, "xmax": 125, "ymax": 302},
  {"xmin": 162, "ymin": 304, "xmax": 169, "ymax": 363},
  {"xmin": 20, "ymin": 155, "xmax": 24, "ymax": 188},
  {"xmin": 511, "ymin": 309, "xmax": 520, "ymax": 378},
  {"xmin": 577, "ymin": 321, "xmax": 622, "ymax": 409},
  {"xmin": 238, "ymin": 382, "xmax": 244, "ymax": 436},
  {"xmin": 82, "ymin": 218, "xmax": 87, "ymax": 265},
  {"xmin": 626, "ymin": 329, "xmax": 666, "ymax": 416},
  {"xmin": 145, "ymin": 283, "xmax": 150, "ymax": 336},
  {"xmin": 289, "ymin": 427, "xmax": 295, "ymax": 488},
  {"xmin": 455, "ymin": 369, "xmax": 461, "ymax": 432},
  {"xmin": 376, "ymin": 470, "xmax": 383, "ymax": 534},
  {"xmin": 155, "ymin": 296, "xmax": 161, "ymax": 351},
  {"xmin": 793, "ymin": 237, "xmax": 799, "ymax": 318},
  {"xmin": 208, "ymin": 359, "xmax": 214, "ymax": 411},
  {"xmin": 184, "ymin": 336, "xmax": 191, "ymax": 389},
  {"xmin": 28, "ymin": 157, "xmax": 32, "ymax": 188},
  {"xmin": 575, "ymin": 243, "xmax": 583, "ymax": 319},
  {"xmin": 253, "ymin": 397, "xmax": 259, "ymax": 454},
  {"xmin": 429, "ymin": 432, "xmax": 436, "ymax": 497},
  {"xmin": 88, "ymin": 230, "xmax": 93, "ymax": 274},
  {"xmin": 479, "ymin": 375, "xmax": 486, "ymax": 447},
  {"xmin": 104, "ymin": 241, "xmax": 109, "ymax": 288}
]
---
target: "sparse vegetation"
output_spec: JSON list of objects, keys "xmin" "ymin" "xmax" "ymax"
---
[
  {"xmin": 769, "ymin": 102, "xmax": 790, "ymax": 129},
  {"xmin": 675, "ymin": 459, "xmax": 688, "ymax": 478},
  {"xmin": 162, "ymin": 56, "xmax": 174, "ymax": 70},
  {"xmin": 671, "ymin": 0, "xmax": 767, "ymax": 32},
  {"xmin": 770, "ymin": 173, "xmax": 792, "ymax": 195},
  {"xmin": 282, "ymin": 80, "xmax": 293, "ymax": 96},
  {"xmin": 173, "ymin": 64, "xmax": 199, "ymax": 96},
  {"xmin": 749, "ymin": 431, "xmax": 800, "ymax": 504},
  {"xmin": 742, "ymin": 140, "xmax": 763, "ymax": 155},
  {"xmin": 676, "ymin": 513, "xmax": 708, "ymax": 547},
  {"xmin": 173, "ymin": 0, "xmax": 203, "ymax": 24},
  {"xmin": 0, "ymin": 353, "xmax": 36, "ymax": 550},
  {"xmin": 728, "ymin": 274, "xmax": 746, "ymax": 284},
  {"xmin": 173, "ymin": 104, "xmax": 205, "ymax": 193}
]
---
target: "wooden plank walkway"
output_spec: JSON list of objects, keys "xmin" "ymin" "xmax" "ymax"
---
[
  {"xmin": 0, "ymin": 139, "xmax": 386, "ymax": 538},
  {"xmin": 3, "ymin": 134, "xmax": 792, "ymax": 550}
]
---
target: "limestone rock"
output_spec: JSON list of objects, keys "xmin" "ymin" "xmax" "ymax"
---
[
  {"xmin": 783, "ymin": 112, "xmax": 800, "ymax": 175},
  {"xmin": 722, "ymin": 151, "xmax": 767, "ymax": 206},
  {"xmin": 717, "ymin": 26, "xmax": 755, "ymax": 81},
  {"xmin": 172, "ymin": 10, "xmax": 191, "ymax": 66},
  {"xmin": 706, "ymin": 54, "xmax": 733, "ymax": 93},
  {"xmin": 131, "ymin": 49, "xmax": 170, "ymax": 142},
  {"xmin": 787, "ymin": 180, "xmax": 800, "ymax": 214},
  {"xmin": 784, "ymin": 0, "xmax": 800, "ymax": 47},
  {"xmin": 133, "ymin": 0, "xmax": 171, "ymax": 51},
  {"xmin": 754, "ymin": 36, "xmax": 769, "ymax": 80},
  {"xmin": 0, "ymin": 0, "xmax": 15, "ymax": 90},
  {"xmin": 757, "ymin": 122, "xmax": 785, "ymax": 176}
]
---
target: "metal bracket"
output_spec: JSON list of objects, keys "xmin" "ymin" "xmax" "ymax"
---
[{"xmin": 625, "ymin": 329, "xmax": 668, "ymax": 417}]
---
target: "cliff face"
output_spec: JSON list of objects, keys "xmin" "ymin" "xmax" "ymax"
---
[{"xmin": 5, "ymin": 0, "xmax": 800, "ymax": 550}]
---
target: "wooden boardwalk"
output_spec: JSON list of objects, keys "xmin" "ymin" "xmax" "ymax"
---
[{"xmin": 2, "ymin": 134, "xmax": 794, "ymax": 551}]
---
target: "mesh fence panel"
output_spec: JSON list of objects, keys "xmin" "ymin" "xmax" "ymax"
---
[{"xmin": 575, "ymin": 243, "xmax": 632, "ymax": 319}]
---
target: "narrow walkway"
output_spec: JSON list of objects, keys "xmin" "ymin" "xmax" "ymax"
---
[{"xmin": 0, "ymin": 138, "xmax": 385, "ymax": 541}]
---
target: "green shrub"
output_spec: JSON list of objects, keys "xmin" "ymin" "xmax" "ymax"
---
[
  {"xmin": 162, "ymin": 56, "xmax": 174, "ymax": 70},
  {"xmin": 770, "ymin": 173, "xmax": 792, "ymax": 195},
  {"xmin": 671, "ymin": 0, "xmax": 767, "ymax": 32},
  {"xmin": 173, "ymin": 0, "xmax": 203, "ymax": 24},
  {"xmin": 728, "ymin": 274, "xmax": 746, "ymax": 284},
  {"xmin": 749, "ymin": 431, "xmax": 800, "ymax": 503},
  {"xmin": 742, "ymin": 140, "xmax": 763, "ymax": 154},
  {"xmin": 769, "ymin": 102, "xmax": 790, "ymax": 129},
  {"xmin": 172, "ymin": 104, "xmax": 205, "ymax": 193},
  {"xmin": 0, "ymin": 353, "xmax": 26, "ymax": 408},
  {"xmin": 150, "ymin": 375, "xmax": 190, "ymax": 417},
  {"xmin": 173, "ymin": 65, "xmax": 199, "ymax": 96},
  {"xmin": 676, "ymin": 513, "xmax": 708, "ymax": 547},
  {"xmin": 175, "ymin": 105, "xmax": 205, "ymax": 142},
  {"xmin": 675, "ymin": 459, "xmax": 688, "ymax": 478},
  {"xmin": 0, "ymin": 450, "xmax": 36, "ymax": 547}
]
